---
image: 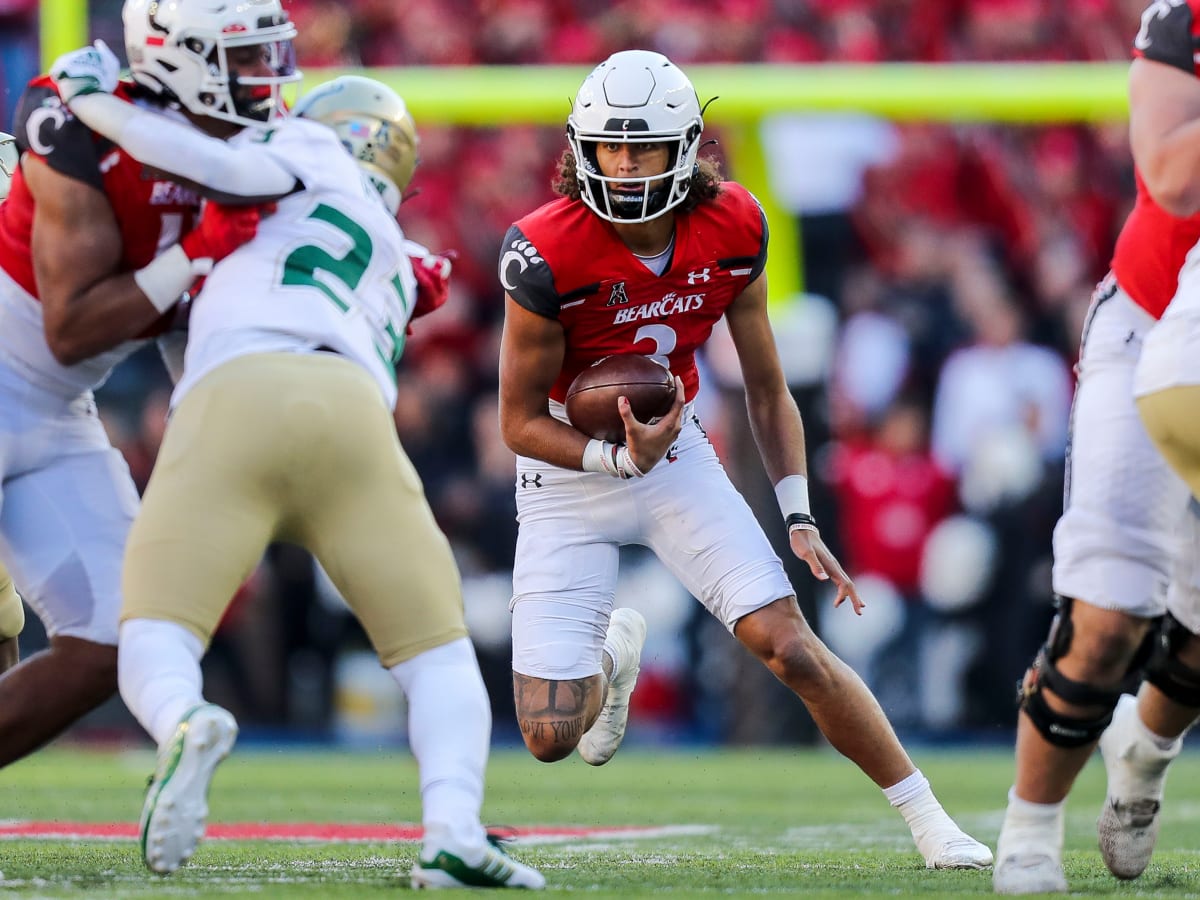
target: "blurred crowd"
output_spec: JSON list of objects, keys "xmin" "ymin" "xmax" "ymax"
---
[{"xmin": 5, "ymin": 0, "xmax": 1152, "ymax": 745}]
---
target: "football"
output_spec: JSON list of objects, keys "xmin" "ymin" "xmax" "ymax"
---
[{"xmin": 565, "ymin": 354, "xmax": 676, "ymax": 443}]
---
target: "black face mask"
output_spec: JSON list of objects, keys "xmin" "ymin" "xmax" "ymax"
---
[{"xmin": 230, "ymin": 76, "xmax": 275, "ymax": 122}]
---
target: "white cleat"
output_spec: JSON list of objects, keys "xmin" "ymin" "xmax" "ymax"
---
[
  {"xmin": 993, "ymin": 852, "xmax": 1068, "ymax": 894},
  {"xmin": 577, "ymin": 608, "xmax": 646, "ymax": 766},
  {"xmin": 1097, "ymin": 694, "xmax": 1180, "ymax": 880},
  {"xmin": 921, "ymin": 832, "xmax": 994, "ymax": 870},
  {"xmin": 139, "ymin": 703, "xmax": 238, "ymax": 874},
  {"xmin": 411, "ymin": 833, "xmax": 546, "ymax": 890}
]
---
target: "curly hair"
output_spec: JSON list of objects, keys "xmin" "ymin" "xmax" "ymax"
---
[{"xmin": 552, "ymin": 148, "xmax": 723, "ymax": 213}]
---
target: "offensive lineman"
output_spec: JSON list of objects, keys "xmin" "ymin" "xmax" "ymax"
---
[
  {"xmin": 0, "ymin": 37, "xmax": 260, "ymax": 769},
  {"xmin": 497, "ymin": 49, "xmax": 992, "ymax": 871},
  {"xmin": 51, "ymin": 28, "xmax": 543, "ymax": 889},
  {"xmin": 994, "ymin": 1, "xmax": 1200, "ymax": 892}
]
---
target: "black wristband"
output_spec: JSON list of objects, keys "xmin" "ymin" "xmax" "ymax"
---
[{"xmin": 786, "ymin": 512, "xmax": 818, "ymax": 532}]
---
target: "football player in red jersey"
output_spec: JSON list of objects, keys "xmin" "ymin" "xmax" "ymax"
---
[
  {"xmin": 0, "ymin": 133, "xmax": 23, "ymax": 674},
  {"xmin": 994, "ymin": 2, "xmax": 1200, "ymax": 893},
  {"xmin": 497, "ymin": 49, "xmax": 991, "ymax": 871},
  {"xmin": 0, "ymin": 3, "xmax": 290, "ymax": 769}
]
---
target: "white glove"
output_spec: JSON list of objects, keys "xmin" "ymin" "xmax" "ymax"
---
[{"xmin": 49, "ymin": 40, "xmax": 120, "ymax": 104}]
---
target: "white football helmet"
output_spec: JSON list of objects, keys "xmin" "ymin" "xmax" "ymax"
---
[
  {"xmin": 567, "ymin": 49, "xmax": 704, "ymax": 223},
  {"xmin": 0, "ymin": 133, "xmax": 17, "ymax": 202},
  {"xmin": 292, "ymin": 76, "xmax": 419, "ymax": 216},
  {"xmin": 123, "ymin": 0, "xmax": 300, "ymax": 128}
]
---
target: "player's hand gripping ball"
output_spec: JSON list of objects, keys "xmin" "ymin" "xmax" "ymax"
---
[{"xmin": 565, "ymin": 355, "xmax": 677, "ymax": 444}]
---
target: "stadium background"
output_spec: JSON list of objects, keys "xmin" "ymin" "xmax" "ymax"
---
[{"xmin": 0, "ymin": 0, "xmax": 1142, "ymax": 748}]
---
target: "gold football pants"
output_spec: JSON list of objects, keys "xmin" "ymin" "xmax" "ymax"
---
[
  {"xmin": 123, "ymin": 352, "xmax": 467, "ymax": 666},
  {"xmin": 1139, "ymin": 385, "xmax": 1200, "ymax": 500}
]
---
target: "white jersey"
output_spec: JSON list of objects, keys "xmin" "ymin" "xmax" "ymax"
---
[{"xmin": 175, "ymin": 117, "xmax": 416, "ymax": 410}]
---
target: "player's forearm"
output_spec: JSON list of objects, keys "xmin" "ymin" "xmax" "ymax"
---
[
  {"xmin": 67, "ymin": 93, "xmax": 296, "ymax": 202},
  {"xmin": 500, "ymin": 407, "xmax": 592, "ymax": 471},
  {"xmin": 744, "ymin": 387, "xmax": 809, "ymax": 485},
  {"xmin": 42, "ymin": 274, "xmax": 162, "ymax": 364}
]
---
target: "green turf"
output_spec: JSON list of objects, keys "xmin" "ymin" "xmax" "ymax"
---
[{"xmin": 3, "ymin": 743, "xmax": 1200, "ymax": 897}]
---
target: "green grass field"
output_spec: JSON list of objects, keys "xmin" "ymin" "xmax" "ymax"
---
[{"xmin": 3, "ymin": 742, "xmax": 1200, "ymax": 897}]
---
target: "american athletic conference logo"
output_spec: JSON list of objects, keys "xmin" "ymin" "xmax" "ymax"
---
[{"xmin": 606, "ymin": 282, "xmax": 630, "ymax": 306}]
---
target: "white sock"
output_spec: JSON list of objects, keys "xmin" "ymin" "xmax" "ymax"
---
[
  {"xmin": 883, "ymin": 770, "xmax": 961, "ymax": 848},
  {"xmin": 883, "ymin": 769, "xmax": 931, "ymax": 808},
  {"xmin": 998, "ymin": 787, "xmax": 1064, "ymax": 856},
  {"xmin": 390, "ymin": 637, "xmax": 490, "ymax": 858},
  {"xmin": 118, "ymin": 618, "xmax": 206, "ymax": 747}
]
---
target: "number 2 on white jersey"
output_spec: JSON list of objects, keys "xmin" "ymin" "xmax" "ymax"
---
[{"xmin": 281, "ymin": 203, "xmax": 409, "ymax": 367}]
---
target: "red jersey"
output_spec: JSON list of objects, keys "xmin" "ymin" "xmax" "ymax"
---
[
  {"xmin": 1113, "ymin": 0, "xmax": 1200, "ymax": 319},
  {"xmin": 500, "ymin": 183, "xmax": 768, "ymax": 403},
  {"xmin": 0, "ymin": 76, "xmax": 201, "ymax": 299},
  {"xmin": 1111, "ymin": 171, "xmax": 1200, "ymax": 319}
]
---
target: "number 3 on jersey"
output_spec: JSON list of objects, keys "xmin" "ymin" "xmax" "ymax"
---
[
  {"xmin": 281, "ymin": 203, "xmax": 410, "ymax": 367},
  {"xmin": 632, "ymin": 323, "xmax": 676, "ymax": 369}
]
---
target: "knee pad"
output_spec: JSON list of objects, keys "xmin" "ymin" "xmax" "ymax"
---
[
  {"xmin": 1017, "ymin": 597, "xmax": 1123, "ymax": 748},
  {"xmin": 1144, "ymin": 612, "xmax": 1200, "ymax": 707},
  {"xmin": 0, "ymin": 575, "xmax": 24, "ymax": 640}
]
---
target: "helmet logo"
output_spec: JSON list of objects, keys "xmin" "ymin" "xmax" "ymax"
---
[
  {"xmin": 622, "ymin": 119, "xmax": 630, "ymax": 131},
  {"xmin": 146, "ymin": 2, "xmax": 169, "ymax": 34}
]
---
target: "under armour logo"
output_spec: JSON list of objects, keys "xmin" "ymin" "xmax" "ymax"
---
[
  {"xmin": 687, "ymin": 269, "xmax": 711, "ymax": 284},
  {"xmin": 520, "ymin": 473, "xmax": 543, "ymax": 489}
]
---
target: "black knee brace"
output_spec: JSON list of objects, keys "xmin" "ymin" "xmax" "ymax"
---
[
  {"xmin": 1017, "ymin": 597, "xmax": 1127, "ymax": 748},
  {"xmin": 1144, "ymin": 613, "xmax": 1200, "ymax": 708}
]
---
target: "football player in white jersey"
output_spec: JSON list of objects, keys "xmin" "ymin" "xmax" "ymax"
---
[
  {"xmin": 51, "ymin": 33, "xmax": 544, "ymax": 889},
  {"xmin": 0, "ymin": 133, "xmax": 24, "ymax": 673}
]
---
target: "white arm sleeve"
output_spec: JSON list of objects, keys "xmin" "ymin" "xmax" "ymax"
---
[{"xmin": 68, "ymin": 93, "xmax": 298, "ymax": 200}]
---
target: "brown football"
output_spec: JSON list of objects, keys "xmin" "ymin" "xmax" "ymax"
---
[{"xmin": 565, "ymin": 355, "xmax": 676, "ymax": 443}]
